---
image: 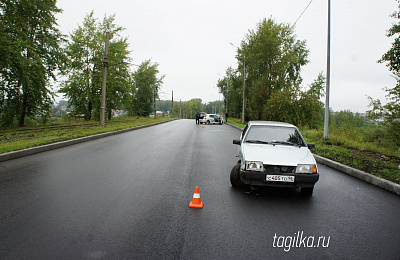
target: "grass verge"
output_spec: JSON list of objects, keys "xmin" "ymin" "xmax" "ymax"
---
[
  {"xmin": 0, "ymin": 117, "xmax": 173, "ymax": 154},
  {"xmin": 302, "ymin": 128, "xmax": 400, "ymax": 185}
]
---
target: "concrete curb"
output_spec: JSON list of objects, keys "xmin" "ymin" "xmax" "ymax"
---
[
  {"xmin": 225, "ymin": 122, "xmax": 400, "ymax": 197},
  {"xmin": 313, "ymin": 155, "xmax": 400, "ymax": 196},
  {"xmin": 0, "ymin": 119, "xmax": 176, "ymax": 163}
]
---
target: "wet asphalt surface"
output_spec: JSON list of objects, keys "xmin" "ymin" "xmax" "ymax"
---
[{"xmin": 1, "ymin": 119, "xmax": 400, "ymax": 259}]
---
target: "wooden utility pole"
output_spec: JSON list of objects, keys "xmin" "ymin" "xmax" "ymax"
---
[
  {"xmin": 100, "ymin": 32, "xmax": 109, "ymax": 127},
  {"xmin": 323, "ymin": 0, "xmax": 331, "ymax": 139},
  {"xmin": 154, "ymin": 84, "xmax": 156, "ymax": 118},
  {"xmin": 171, "ymin": 90, "xmax": 174, "ymax": 118}
]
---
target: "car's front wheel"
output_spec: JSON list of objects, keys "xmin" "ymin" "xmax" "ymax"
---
[{"xmin": 230, "ymin": 163, "xmax": 243, "ymax": 187}]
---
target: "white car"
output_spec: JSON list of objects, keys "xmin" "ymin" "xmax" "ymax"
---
[
  {"xmin": 231, "ymin": 121, "xmax": 319, "ymax": 195},
  {"xmin": 199, "ymin": 114, "xmax": 224, "ymax": 125}
]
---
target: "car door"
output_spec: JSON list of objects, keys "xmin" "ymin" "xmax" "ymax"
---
[{"xmin": 209, "ymin": 115, "xmax": 216, "ymax": 124}]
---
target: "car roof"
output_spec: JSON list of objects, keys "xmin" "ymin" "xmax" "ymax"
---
[{"xmin": 247, "ymin": 121, "xmax": 297, "ymax": 128}]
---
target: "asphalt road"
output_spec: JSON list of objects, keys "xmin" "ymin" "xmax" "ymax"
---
[{"xmin": 1, "ymin": 119, "xmax": 399, "ymax": 259}]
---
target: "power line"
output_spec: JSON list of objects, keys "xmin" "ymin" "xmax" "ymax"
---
[{"xmin": 292, "ymin": 0, "xmax": 313, "ymax": 27}]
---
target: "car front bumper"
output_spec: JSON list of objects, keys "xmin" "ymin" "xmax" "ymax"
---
[{"xmin": 240, "ymin": 171, "xmax": 319, "ymax": 188}]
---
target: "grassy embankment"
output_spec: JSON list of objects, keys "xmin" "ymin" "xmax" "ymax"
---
[
  {"xmin": 228, "ymin": 118, "xmax": 400, "ymax": 185},
  {"xmin": 0, "ymin": 117, "xmax": 173, "ymax": 154}
]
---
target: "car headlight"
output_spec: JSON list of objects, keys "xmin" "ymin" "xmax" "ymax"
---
[
  {"xmin": 296, "ymin": 164, "xmax": 317, "ymax": 174},
  {"xmin": 245, "ymin": 161, "xmax": 264, "ymax": 172}
]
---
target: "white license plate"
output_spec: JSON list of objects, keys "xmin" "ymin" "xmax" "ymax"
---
[{"xmin": 266, "ymin": 175, "xmax": 295, "ymax": 182}]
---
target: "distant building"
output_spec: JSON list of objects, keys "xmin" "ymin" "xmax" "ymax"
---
[{"xmin": 149, "ymin": 111, "xmax": 164, "ymax": 118}]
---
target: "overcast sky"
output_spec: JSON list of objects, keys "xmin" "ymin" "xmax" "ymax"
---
[{"xmin": 55, "ymin": 0, "xmax": 399, "ymax": 113}]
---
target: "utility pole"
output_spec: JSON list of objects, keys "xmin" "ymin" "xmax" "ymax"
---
[
  {"xmin": 154, "ymin": 84, "xmax": 156, "ymax": 119},
  {"xmin": 171, "ymin": 90, "xmax": 174, "ymax": 118},
  {"xmin": 229, "ymin": 42, "xmax": 245, "ymax": 124},
  {"xmin": 180, "ymin": 99, "xmax": 181, "ymax": 118},
  {"xmin": 226, "ymin": 79, "xmax": 229, "ymax": 114},
  {"xmin": 323, "ymin": 0, "xmax": 331, "ymax": 139},
  {"xmin": 242, "ymin": 57, "xmax": 245, "ymax": 124},
  {"xmin": 100, "ymin": 32, "xmax": 109, "ymax": 127}
]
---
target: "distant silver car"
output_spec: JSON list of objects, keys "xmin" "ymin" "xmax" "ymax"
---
[
  {"xmin": 231, "ymin": 121, "xmax": 319, "ymax": 195},
  {"xmin": 200, "ymin": 114, "xmax": 224, "ymax": 125}
]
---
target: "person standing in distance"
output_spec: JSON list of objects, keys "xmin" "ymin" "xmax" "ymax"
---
[{"xmin": 196, "ymin": 112, "xmax": 200, "ymax": 125}]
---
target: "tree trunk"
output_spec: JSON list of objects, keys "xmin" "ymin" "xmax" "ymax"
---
[
  {"xmin": 108, "ymin": 109, "xmax": 112, "ymax": 120},
  {"xmin": 87, "ymin": 101, "xmax": 92, "ymax": 120},
  {"xmin": 19, "ymin": 91, "xmax": 28, "ymax": 127}
]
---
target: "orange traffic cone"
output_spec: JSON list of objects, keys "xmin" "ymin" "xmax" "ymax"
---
[
  {"xmin": 202, "ymin": 124, "xmax": 204, "ymax": 128},
  {"xmin": 189, "ymin": 186, "xmax": 203, "ymax": 208}
]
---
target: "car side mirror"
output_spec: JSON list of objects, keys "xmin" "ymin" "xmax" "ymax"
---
[
  {"xmin": 307, "ymin": 143, "xmax": 315, "ymax": 149},
  {"xmin": 233, "ymin": 139, "xmax": 241, "ymax": 145}
]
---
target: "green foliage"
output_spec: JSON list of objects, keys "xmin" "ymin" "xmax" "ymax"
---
[
  {"xmin": 240, "ymin": 18, "xmax": 309, "ymax": 121},
  {"xmin": 217, "ymin": 67, "xmax": 243, "ymax": 119},
  {"xmin": 219, "ymin": 18, "xmax": 324, "ymax": 128},
  {"xmin": 0, "ymin": 117, "xmax": 173, "ymax": 154},
  {"xmin": 156, "ymin": 100, "xmax": 173, "ymax": 114},
  {"xmin": 59, "ymin": 11, "xmax": 132, "ymax": 121},
  {"xmin": 203, "ymin": 100, "xmax": 223, "ymax": 115},
  {"xmin": 130, "ymin": 60, "xmax": 165, "ymax": 117},
  {"xmin": 106, "ymin": 37, "xmax": 133, "ymax": 119},
  {"xmin": 302, "ymin": 111, "xmax": 399, "ymax": 155},
  {"xmin": 302, "ymin": 128, "xmax": 400, "ymax": 184},
  {"xmin": 170, "ymin": 99, "xmax": 202, "ymax": 119},
  {"xmin": 0, "ymin": 0, "xmax": 66, "ymax": 126},
  {"xmin": 370, "ymin": 1, "xmax": 400, "ymax": 146}
]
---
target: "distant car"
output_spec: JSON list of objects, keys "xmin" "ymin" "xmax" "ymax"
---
[
  {"xmin": 200, "ymin": 114, "xmax": 223, "ymax": 125},
  {"xmin": 231, "ymin": 121, "xmax": 319, "ymax": 195},
  {"xmin": 215, "ymin": 115, "xmax": 224, "ymax": 124}
]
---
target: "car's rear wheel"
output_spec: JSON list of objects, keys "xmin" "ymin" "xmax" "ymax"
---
[
  {"xmin": 301, "ymin": 186, "xmax": 314, "ymax": 195},
  {"xmin": 230, "ymin": 163, "xmax": 243, "ymax": 187}
]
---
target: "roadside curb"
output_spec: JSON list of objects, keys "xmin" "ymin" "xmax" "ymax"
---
[
  {"xmin": 313, "ymin": 155, "xmax": 400, "ymax": 196},
  {"xmin": 225, "ymin": 122, "xmax": 400, "ymax": 197},
  {"xmin": 0, "ymin": 119, "xmax": 177, "ymax": 163}
]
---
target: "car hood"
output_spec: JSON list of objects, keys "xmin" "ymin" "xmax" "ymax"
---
[{"xmin": 241, "ymin": 143, "xmax": 316, "ymax": 166}]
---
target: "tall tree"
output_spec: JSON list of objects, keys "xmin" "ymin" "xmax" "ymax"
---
[
  {"xmin": 0, "ymin": 0, "xmax": 65, "ymax": 126},
  {"xmin": 131, "ymin": 60, "xmax": 164, "ymax": 117},
  {"xmin": 236, "ymin": 18, "xmax": 309, "ymax": 121},
  {"xmin": 217, "ymin": 67, "xmax": 243, "ymax": 119},
  {"xmin": 60, "ymin": 11, "xmax": 132, "ymax": 120},
  {"xmin": 369, "ymin": 1, "xmax": 400, "ymax": 145}
]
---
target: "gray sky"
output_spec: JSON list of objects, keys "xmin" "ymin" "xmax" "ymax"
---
[{"xmin": 56, "ymin": 0, "xmax": 399, "ymax": 113}]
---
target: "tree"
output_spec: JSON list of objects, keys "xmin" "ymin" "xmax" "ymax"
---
[
  {"xmin": 298, "ymin": 73, "xmax": 325, "ymax": 128},
  {"xmin": 0, "ymin": 0, "xmax": 66, "ymax": 126},
  {"xmin": 217, "ymin": 67, "xmax": 243, "ymax": 119},
  {"xmin": 238, "ymin": 18, "xmax": 309, "ymax": 121},
  {"xmin": 369, "ymin": 2, "xmax": 400, "ymax": 145},
  {"xmin": 60, "ymin": 11, "xmax": 132, "ymax": 120},
  {"xmin": 105, "ymin": 37, "xmax": 133, "ymax": 119},
  {"xmin": 130, "ymin": 59, "xmax": 165, "ymax": 117}
]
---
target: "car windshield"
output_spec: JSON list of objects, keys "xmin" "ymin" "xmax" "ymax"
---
[{"xmin": 244, "ymin": 125, "xmax": 306, "ymax": 146}]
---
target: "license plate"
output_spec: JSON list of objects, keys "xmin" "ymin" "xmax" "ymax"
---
[{"xmin": 266, "ymin": 175, "xmax": 295, "ymax": 182}]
